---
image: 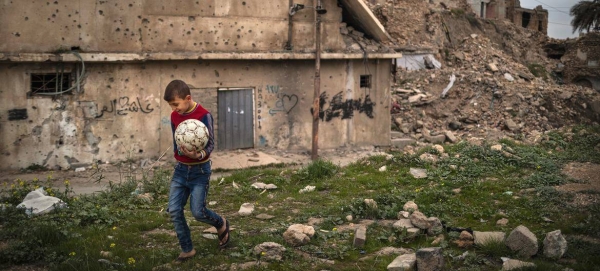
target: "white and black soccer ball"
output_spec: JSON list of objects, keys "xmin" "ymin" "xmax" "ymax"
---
[{"xmin": 174, "ymin": 119, "xmax": 209, "ymax": 153}]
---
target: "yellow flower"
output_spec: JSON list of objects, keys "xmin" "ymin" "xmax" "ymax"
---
[
  {"xmin": 33, "ymin": 178, "xmax": 39, "ymax": 181},
  {"xmin": 10, "ymin": 184, "xmax": 15, "ymax": 189},
  {"xmin": 69, "ymin": 252, "xmax": 76, "ymax": 256},
  {"xmin": 127, "ymin": 257, "xmax": 135, "ymax": 265},
  {"xmin": 64, "ymin": 180, "xmax": 70, "ymax": 185},
  {"xmin": 261, "ymin": 252, "xmax": 266, "ymax": 256},
  {"xmin": 34, "ymin": 185, "xmax": 39, "ymax": 189},
  {"xmin": 112, "ymin": 226, "xmax": 117, "ymax": 230},
  {"xmin": 110, "ymin": 243, "xmax": 116, "ymax": 248},
  {"xmin": 332, "ymin": 227, "xmax": 338, "ymax": 231},
  {"xmin": 19, "ymin": 181, "xmax": 24, "ymax": 186}
]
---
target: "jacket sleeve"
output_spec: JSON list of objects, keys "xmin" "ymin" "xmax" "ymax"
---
[{"xmin": 200, "ymin": 113, "xmax": 215, "ymax": 156}]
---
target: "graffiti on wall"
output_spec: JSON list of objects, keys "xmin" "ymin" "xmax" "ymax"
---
[
  {"xmin": 310, "ymin": 91, "xmax": 375, "ymax": 122},
  {"xmin": 96, "ymin": 97, "xmax": 154, "ymax": 118},
  {"xmin": 8, "ymin": 109, "xmax": 28, "ymax": 121},
  {"xmin": 265, "ymin": 85, "xmax": 298, "ymax": 116},
  {"xmin": 257, "ymin": 87, "xmax": 264, "ymax": 129}
]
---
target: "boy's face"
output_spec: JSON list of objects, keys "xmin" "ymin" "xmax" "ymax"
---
[{"xmin": 167, "ymin": 95, "xmax": 193, "ymax": 114}]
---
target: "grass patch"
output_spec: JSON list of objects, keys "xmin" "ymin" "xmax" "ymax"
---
[{"xmin": 1, "ymin": 126, "xmax": 600, "ymax": 270}]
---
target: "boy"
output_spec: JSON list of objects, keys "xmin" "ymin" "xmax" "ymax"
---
[{"xmin": 163, "ymin": 79, "xmax": 230, "ymax": 264}]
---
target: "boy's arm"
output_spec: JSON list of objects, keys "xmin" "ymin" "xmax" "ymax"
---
[
  {"xmin": 171, "ymin": 121, "xmax": 181, "ymax": 155},
  {"xmin": 198, "ymin": 113, "xmax": 215, "ymax": 159}
]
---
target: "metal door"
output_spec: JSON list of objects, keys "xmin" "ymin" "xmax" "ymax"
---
[{"xmin": 217, "ymin": 88, "xmax": 254, "ymax": 150}]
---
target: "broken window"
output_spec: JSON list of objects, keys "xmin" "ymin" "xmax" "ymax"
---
[
  {"xmin": 360, "ymin": 75, "xmax": 372, "ymax": 88},
  {"xmin": 522, "ymin": 12, "xmax": 531, "ymax": 28},
  {"xmin": 29, "ymin": 73, "xmax": 72, "ymax": 96}
]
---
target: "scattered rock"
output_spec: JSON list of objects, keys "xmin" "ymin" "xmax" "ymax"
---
[
  {"xmin": 256, "ymin": 213, "xmax": 275, "ymax": 220},
  {"xmin": 409, "ymin": 211, "xmax": 429, "ymax": 229},
  {"xmin": 365, "ymin": 199, "xmax": 378, "ymax": 210},
  {"xmin": 409, "ymin": 168, "xmax": 427, "ymax": 179},
  {"xmin": 253, "ymin": 242, "xmax": 286, "ymax": 261},
  {"xmin": 403, "ymin": 201, "xmax": 419, "ymax": 212},
  {"xmin": 454, "ymin": 230, "xmax": 474, "ymax": 248},
  {"xmin": 543, "ymin": 230, "xmax": 567, "ymax": 259},
  {"xmin": 496, "ymin": 218, "xmax": 509, "ymax": 226},
  {"xmin": 238, "ymin": 203, "xmax": 255, "ymax": 216},
  {"xmin": 501, "ymin": 258, "xmax": 535, "ymax": 271},
  {"xmin": 505, "ymin": 225, "xmax": 539, "ymax": 257},
  {"xmin": 416, "ymin": 247, "xmax": 444, "ymax": 271},
  {"xmin": 353, "ymin": 226, "xmax": 367, "ymax": 248},
  {"xmin": 387, "ymin": 253, "xmax": 416, "ymax": 271},
  {"xmin": 283, "ymin": 224, "xmax": 315, "ymax": 246}
]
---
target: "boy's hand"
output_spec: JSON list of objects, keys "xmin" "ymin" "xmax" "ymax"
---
[{"xmin": 180, "ymin": 147, "xmax": 205, "ymax": 160}]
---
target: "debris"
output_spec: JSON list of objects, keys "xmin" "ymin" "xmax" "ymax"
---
[{"xmin": 440, "ymin": 74, "xmax": 456, "ymax": 98}]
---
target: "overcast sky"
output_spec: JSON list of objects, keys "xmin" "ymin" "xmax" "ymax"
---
[{"xmin": 519, "ymin": 0, "xmax": 582, "ymax": 39}]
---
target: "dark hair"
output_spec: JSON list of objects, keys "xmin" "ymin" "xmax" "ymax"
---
[{"xmin": 163, "ymin": 80, "xmax": 191, "ymax": 101}]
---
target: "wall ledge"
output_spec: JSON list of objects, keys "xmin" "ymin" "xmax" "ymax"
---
[{"xmin": 0, "ymin": 51, "xmax": 402, "ymax": 62}]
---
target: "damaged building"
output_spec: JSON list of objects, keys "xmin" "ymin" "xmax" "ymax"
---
[
  {"xmin": 546, "ymin": 32, "xmax": 600, "ymax": 91},
  {"xmin": 468, "ymin": 0, "xmax": 548, "ymax": 34},
  {"xmin": 0, "ymin": 0, "xmax": 401, "ymax": 170}
]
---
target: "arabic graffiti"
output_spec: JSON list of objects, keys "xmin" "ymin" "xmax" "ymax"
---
[
  {"xmin": 310, "ymin": 91, "xmax": 375, "ymax": 122},
  {"xmin": 96, "ymin": 97, "xmax": 154, "ymax": 118}
]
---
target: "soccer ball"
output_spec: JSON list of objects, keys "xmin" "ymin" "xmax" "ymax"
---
[{"xmin": 174, "ymin": 119, "xmax": 209, "ymax": 152}]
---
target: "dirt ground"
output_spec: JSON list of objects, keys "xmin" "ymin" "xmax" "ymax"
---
[{"xmin": 0, "ymin": 147, "xmax": 387, "ymax": 195}]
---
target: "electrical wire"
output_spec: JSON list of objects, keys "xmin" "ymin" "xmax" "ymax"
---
[
  {"xmin": 530, "ymin": 0, "xmax": 570, "ymax": 14},
  {"xmin": 36, "ymin": 51, "xmax": 86, "ymax": 96}
]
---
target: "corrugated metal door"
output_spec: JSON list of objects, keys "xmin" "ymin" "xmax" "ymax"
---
[{"xmin": 217, "ymin": 88, "xmax": 254, "ymax": 150}]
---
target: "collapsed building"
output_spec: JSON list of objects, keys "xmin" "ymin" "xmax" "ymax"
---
[
  {"xmin": 546, "ymin": 32, "xmax": 600, "ymax": 91},
  {"xmin": 0, "ymin": 0, "xmax": 402, "ymax": 170},
  {"xmin": 468, "ymin": 0, "xmax": 548, "ymax": 34}
]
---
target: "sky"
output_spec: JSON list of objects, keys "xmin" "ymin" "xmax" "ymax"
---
[{"xmin": 519, "ymin": 0, "xmax": 581, "ymax": 39}]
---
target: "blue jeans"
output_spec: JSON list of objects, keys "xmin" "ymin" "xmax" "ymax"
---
[{"xmin": 168, "ymin": 162, "xmax": 224, "ymax": 253}]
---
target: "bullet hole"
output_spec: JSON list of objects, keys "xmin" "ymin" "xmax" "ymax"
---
[
  {"xmin": 98, "ymin": 10, "xmax": 104, "ymax": 15},
  {"xmin": 24, "ymin": 17, "xmax": 28, "ymax": 20},
  {"xmin": 52, "ymin": 14, "xmax": 56, "ymax": 18},
  {"xmin": 242, "ymin": 1, "xmax": 246, "ymax": 5},
  {"xmin": 137, "ymin": 15, "xmax": 141, "ymax": 19},
  {"xmin": 187, "ymin": 31, "xmax": 191, "ymax": 35},
  {"xmin": 109, "ymin": 77, "xmax": 114, "ymax": 82},
  {"xmin": 214, "ymin": 70, "xmax": 219, "ymax": 77},
  {"xmin": 129, "ymin": 3, "xmax": 133, "ymax": 7},
  {"xmin": 188, "ymin": 16, "xmax": 195, "ymax": 21},
  {"xmin": 168, "ymin": 39, "xmax": 173, "ymax": 44},
  {"xmin": 252, "ymin": 43, "xmax": 256, "ymax": 47},
  {"xmin": 116, "ymin": 27, "xmax": 120, "ymax": 32},
  {"xmin": 125, "ymin": 78, "xmax": 129, "ymax": 82},
  {"xmin": 170, "ymin": 23, "xmax": 173, "ymax": 27},
  {"xmin": 158, "ymin": 18, "xmax": 163, "ymax": 22},
  {"xmin": 68, "ymin": 14, "xmax": 71, "ymax": 17},
  {"xmin": 77, "ymin": 24, "xmax": 81, "ymax": 28},
  {"xmin": 125, "ymin": 28, "xmax": 129, "ymax": 31},
  {"xmin": 142, "ymin": 18, "xmax": 149, "ymax": 24},
  {"xmin": 47, "ymin": 2, "xmax": 50, "ymax": 5},
  {"xmin": 113, "ymin": 134, "xmax": 118, "ymax": 139},
  {"xmin": 248, "ymin": 30, "xmax": 252, "ymax": 33},
  {"xmin": 58, "ymin": 138, "xmax": 64, "ymax": 145},
  {"xmin": 194, "ymin": 42, "xmax": 197, "ymax": 46},
  {"xmin": 225, "ymin": 41, "xmax": 229, "ymax": 45},
  {"xmin": 130, "ymin": 135, "xmax": 134, "ymax": 139},
  {"xmin": 54, "ymin": 1, "xmax": 58, "ymax": 4},
  {"xmin": 14, "ymin": 32, "xmax": 20, "ymax": 37}
]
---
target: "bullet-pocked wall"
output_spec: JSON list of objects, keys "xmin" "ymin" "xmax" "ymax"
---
[
  {"xmin": 0, "ymin": 0, "xmax": 344, "ymax": 53},
  {"xmin": 0, "ymin": 59, "xmax": 391, "ymax": 170}
]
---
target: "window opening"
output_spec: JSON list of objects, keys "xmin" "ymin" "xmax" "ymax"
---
[
  {"xmin": 30, "ymin": 73, "xmax": 72, "ymax": 96},
  {"xmin": 360, "ymin": 75, "xmax": 372, "ymax": 88},
  {"xmin": 522, "ymin": 12, "xmax": 531, "ymax": 28}
]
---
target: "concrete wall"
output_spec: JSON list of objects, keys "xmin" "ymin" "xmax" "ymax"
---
[
  {"xmin": 0, "ymin": 59, "xmax": 392, "ymax": 170},
  {"xmin": 0, "ymin": 0, "xmax": 345, "ymax": 53}
]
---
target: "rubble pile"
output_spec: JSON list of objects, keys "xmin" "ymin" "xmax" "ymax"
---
[
  {"xmin": 368, "ymin": 0, "xmax": 600, "ymax": 144},
  {"xmin": 391, "ymin": 33, "xmax": 600, "ymax": 143}
]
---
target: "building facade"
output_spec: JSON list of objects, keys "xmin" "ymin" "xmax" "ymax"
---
[{"xmin": 0, "ymin": 0, "xmax": 400, "ymax": 170}]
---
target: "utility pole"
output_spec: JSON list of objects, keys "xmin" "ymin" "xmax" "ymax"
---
[{"xmin": 311, "ymin": 0, "xmax": 322, "ymax": 160}]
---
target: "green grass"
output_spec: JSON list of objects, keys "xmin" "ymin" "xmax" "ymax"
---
[{"xmin": 1, "ymin": 125, "xmax": 600, "ymax": 270}]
